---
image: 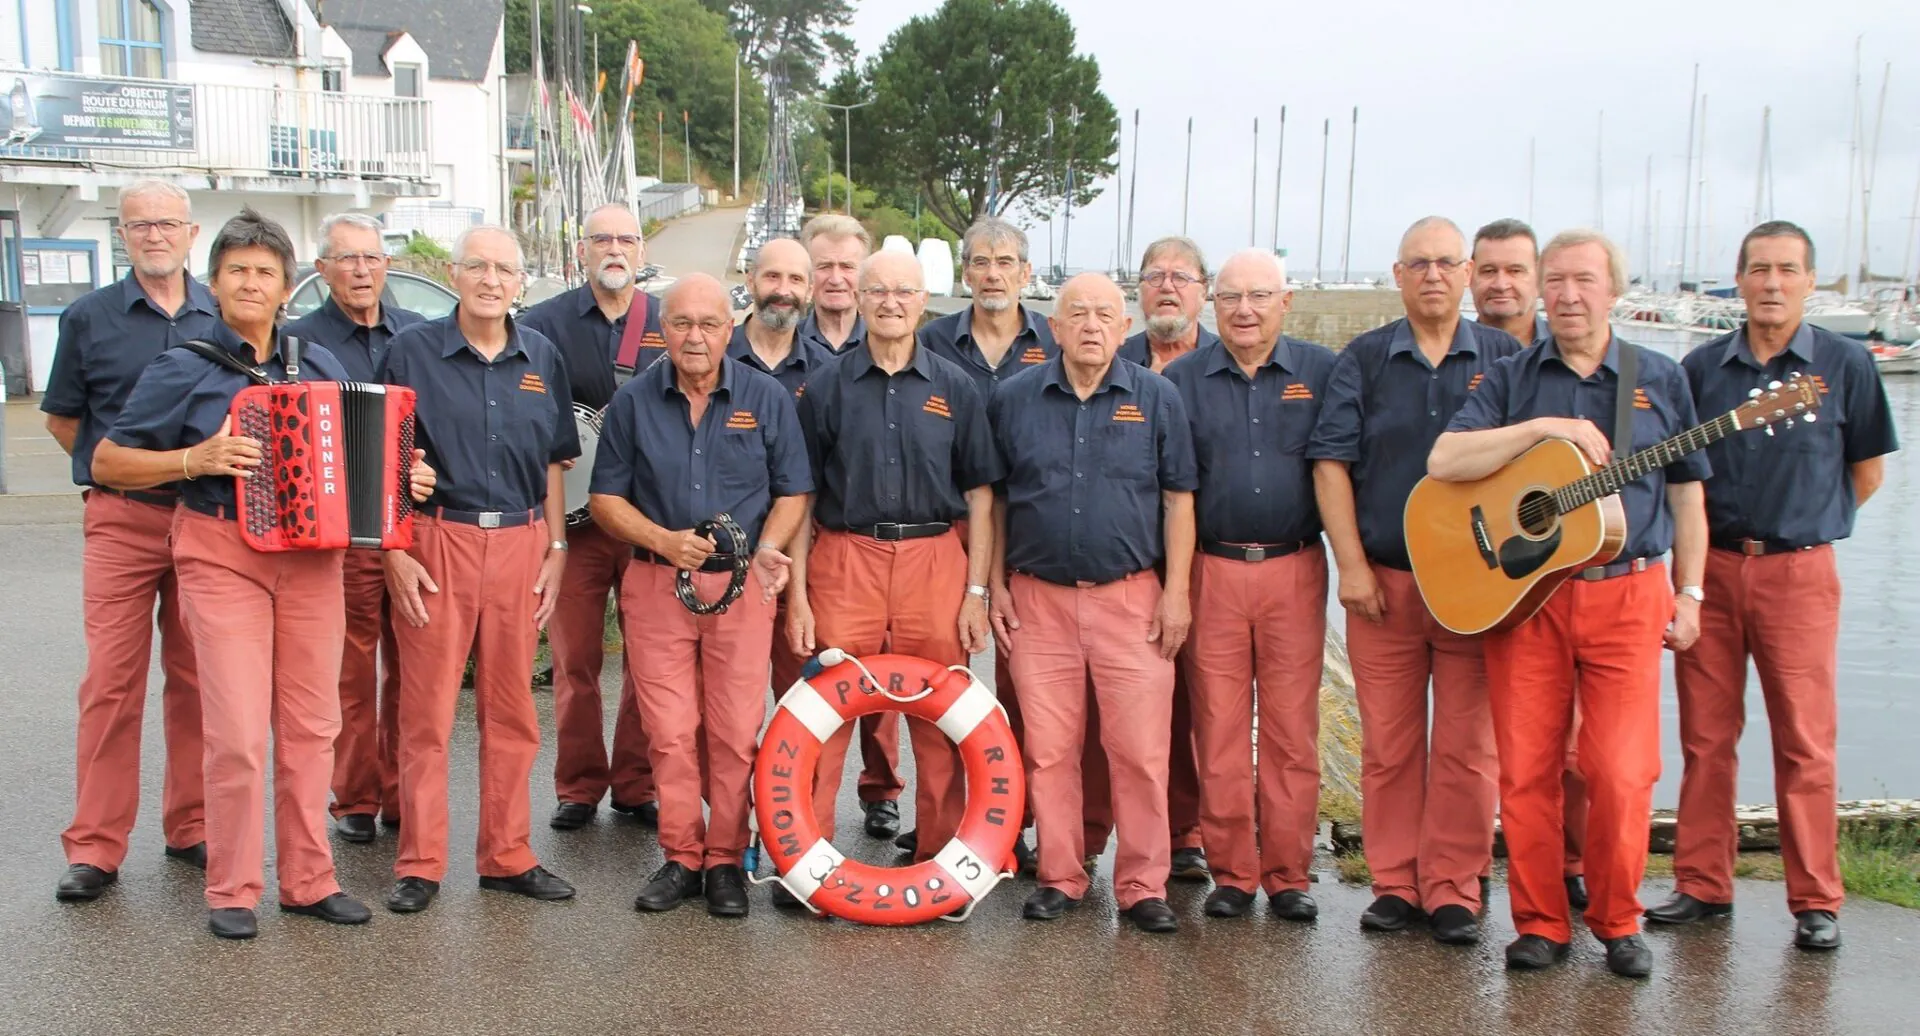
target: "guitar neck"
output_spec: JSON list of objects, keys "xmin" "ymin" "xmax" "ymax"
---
[{"xmin": 1553, "ymin": 411, "xmax": 1739, "ymax": 512}]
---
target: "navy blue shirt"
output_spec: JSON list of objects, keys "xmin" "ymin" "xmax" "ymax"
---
[
  {"xmin": 920, "ymin": 304, "xmax": 1058, "ymax": 398},
  {"xmin": 106, "ymin": 321, "xmax": 352, "ymax": 519},
  {"xmin": 726, "ymin": 323, "xmax": 831, "ymax": 399},
  {"xmin": 589, "ymin": 355, "xmax": 812, "ymax": 548},
  {"xmin": 1309, "ymin": 319, "xmax": 1525, "ymax": 569},
  {"xmin": 1163, "ymin": 336, "xmax": 1338, "ymax": 547},
  {"xmin": 1117, "ymin": 326, "xmax": 1220, "ymax": 370},
  {"xmin": 380, "ymin": 311, "xmax": 580, "ymax": 514},
  {"xmin": 798, "ymin": 310, "xmax": 866, "ymax": 356},
  {"xmin": 282, "ymin": 295, "xmax": 424, "ymax": 383},
  {"xmin": 988, "ymin": 357, "xmax": 1199, "ymax": 585},
  {"xmin": 1447, "ymin": 334, "xmax": 1712, "ymax": 561},
  {"xmin": 1682, "ymin": 322, "xmax": 1898, "ymax": 547},
  {"xmin": 41, "ymin": 273, "xmax": 222, "ymax": 487},
  {"xmin": 517, "ymin": 284, "xmax": 666, "ymax": 411},
  {"xmin": 798, "ymin": 344, "xmax": 1004, "ymax": 529}
]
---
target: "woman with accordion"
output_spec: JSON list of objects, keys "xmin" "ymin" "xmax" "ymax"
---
[{"xmin": 93, "ymin": 209, "xmax": 433, "ymax": 940}]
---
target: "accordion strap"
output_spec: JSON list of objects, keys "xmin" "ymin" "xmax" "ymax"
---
[{"xmin": 177, "ymin": 338, "xmax": 273, "ymax": 386}]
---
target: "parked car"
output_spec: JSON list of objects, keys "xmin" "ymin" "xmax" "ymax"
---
[{"xmin": 286, "ymin": 267, "xmax": 458, "ymax": 322}]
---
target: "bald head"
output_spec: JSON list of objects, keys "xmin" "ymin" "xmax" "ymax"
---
[
  {"xmin": 1213, "ymin": 249, "xmax": 1293, "ymax": 351},
  {"xmin": 1050, "ymin": 273, "xmax": 1131, "ymax": 373},
  {"xmin": 1216, "ymin": 248, "xmax": 1287, "ymax": 288},
  {"xmin": 1397, "ymin": 216, "xmax": 1465, "ymax": 260},
  {"xmin": 1394, "ymin": 216, "xmax": 1472, "ymax": 319},
  {"xmin": 858, "ymin": 249, "xmax": 923, "ymax": 290},
  {"xmin": 857, "ymin": 250, "xmax": 927, "ymax": 344},
  {"xmin": 750, "ymin": 237, "xmax": 811, "ymax": 333},
  {"xmin": 1057, "ymin": 272, "xmax": 1126, "ymax": 310},
  {"xmin": 753, "ymin": 236, "xmax": 809, "ymax": 274},
  {"xmin": 663, "ymin": 273, "xmax": 731, "ymax": 322},
  {"xmin": 661, "ymin": 274, "xmax": 734, "ymax": 379}
]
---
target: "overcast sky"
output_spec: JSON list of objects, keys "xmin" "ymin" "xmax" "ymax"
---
[{"xmin": 846, "ymin": 0, "xmax": 1920, "ymax": 287}]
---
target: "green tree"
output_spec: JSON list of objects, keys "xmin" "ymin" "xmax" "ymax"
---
[
  {"xmin": 850, "ymin": 0, "xmax": 1118, "ymax": 237},
  {"xmin": 698, "ymin": 0, "xmax": 857, "ymax": 95}
]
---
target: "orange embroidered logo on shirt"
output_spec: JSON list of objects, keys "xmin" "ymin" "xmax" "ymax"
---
[
  {"xmin": 1467, "ymin": 373, "xmax": 1485, "ymax": 391},
  {"xmin": 1112, "ymin": 403, "xmax": 1146, "ymax": 424},
  {"xmin": 1632, "ymin": 388, "xmax": 1654, "ymax": 410},
  {"xmin": 923, "ymin": 395, "xmax": 952, "ymax": 419},
  {"xmin": 1281, "ymin": 382, "xmax": 1314, "ymax": 401},
  {"xmin": 1810, "ymin": 375, "xmax": 1829, "ymax": 395},
  {"xmin": 725, "ymin": 409, "xmax": 758, "ymax": 430},
  {"xmin": 518, "ymin": 373, "xmax": 547, "ymax": 394},
  {"xmin": 1020, "ymin": 347, "xmax": 1048, "ymax": 365}
]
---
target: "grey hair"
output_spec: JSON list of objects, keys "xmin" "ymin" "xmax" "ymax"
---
[
  {"xmin": 1217, "ymin": 247, "xmax": 1288, "ymax": 286},
  {"xmin": 1541, "ymin": 228, "xmax": 1629, "ymax": 295},
  {"xmin": 1398, "ymin": 216, "xmax": 1466, "ymax": 259},
  {"xmin": 857, "ymin": 250, "xmax": 924, "ymax": 289},
  {"xmin": 452, "ymin": 224, "xmax": 525, "ymax": 267},
  {"xmin": 802, "ymin": 213, "xmax": 872, "ymax": 252},
  {"xmin": 1472, "ymin": 218, "xmax": 1538, "ymax": 259},
  {"xmin": 317, "ymin": 212, "xmax": 384, "ymax": 257},
  {"xmin": 118, "ymin": 179, "xmax": 191, "ymax": 218},
  {"xmin": 1139, "ymin": 236, "xmax": 1209, "ymax": 280},
  {"xmin": 959, "ymin": 216, "xmax": 1029, "ymax": 264}
]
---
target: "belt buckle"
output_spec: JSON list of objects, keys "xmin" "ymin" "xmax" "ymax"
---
[
  {"xmin": 1741, "ymin": 539, "xmax": 1766, "ymax": 557},
  {"xmin": 874, "ymin": 523, "xmax": 902, "ymax": 541},
  {"xmin": 1244, "ymin": 546, "xmax": 1267, "ymax": 562},
  {"xmin": 477, "ymin": 511, "xmax": 502, "ymax": 529}
]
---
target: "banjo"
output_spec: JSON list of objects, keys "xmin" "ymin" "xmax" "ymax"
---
[{"xmin": 563, "ymin": 291, "xmax": 658, "ymax": 528}]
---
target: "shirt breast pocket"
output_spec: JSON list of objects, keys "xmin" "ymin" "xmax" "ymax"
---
[
  {"xmin": 909, "ymin": 407, "xmax": 957, "ymax": 468},
  {"xmin": 716, "ymin": 426, "xmax": 768, "ymax": 493},
  {"xmin": 1277, "ymin": 399, "xmax": 1318, "ymax": 455},
  {"xmin": 1099, "ymin": 422, "xmax": 1156, "ymax": 484}
]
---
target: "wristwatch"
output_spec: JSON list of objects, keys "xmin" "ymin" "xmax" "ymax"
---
[
  {"xmin": 1676, "ymin": 585, "xmax": 1704, "ymax": 602},
  {"xmin": 550, "ymin": 539, "xmax": 569, "ymax": 553},
  {"xmin": 966, "ymin": 584, "xmax": 990, "ymax": 602}
]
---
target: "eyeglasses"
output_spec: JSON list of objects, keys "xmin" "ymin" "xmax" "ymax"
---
[
  {"xmin": 1213, "ymin": 290, "xmax": 1279, "ymax": 310},
  {"xmin": 966, "ymin": 256, "xmax": 1023, "ymax": 271},
  {"xmin": 860, "ymin": 286, "xmax": 926, "ymax": 301},
  {"xmin": 122, "ymin": 219, "xmax": 191, "ymax": 237},
  {"xmin": 1141, "ymin": 269, "xmax": 1202, "ymax": 288},
  {"xmin": 323, "ymin": 252, "xmax": 389, "ymax": 268},
  {"xmin": 588, "ymin": 233, "xmax": 642, "ymax": 248},
  {"xmin": 455, "ymin": 258, "xmax": 523, "ymax": 281},
  {"xmin": 1402, "ymin": 257, "xmax": 1468, "ymax": 275},
  {"xmin": 664, "ymin": 317, "xmax": 733, "ymax": 337}
]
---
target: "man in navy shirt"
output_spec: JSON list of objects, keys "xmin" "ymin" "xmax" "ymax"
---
[
  {"xmin": 797, "ymin": 214, "xmax": 871, "ymax": 356},
  {"xmin": 1310, "ymin": 218, "xmax": 1521, "ymax": 943},
  {"xmin": 98, "ymin": 209, "xmax": 428, "ymax": 938},
  {"xmin": 1653, "ymin": 221, "xmax": 1899, "ymax": 952},
  {"xmin": 379, "ymin": 226, "xmax": 580, "ymax": 915},
  {"xmin": 590, "ymin": 274, "xmax": 811, "ymax": 919},
  {"xmin": 781, "ymin": 251, "xmax": 1001, "ymax": 901},
  {"xmin": 726, "ymin": 237, "xmax": 830, "ymax": 400},
  {"xmin": 1432, "ymin": 229, "xmax": 1710, "ymax": 979},
  {"xmin": 988, "ymin": 273, "xmax": 1198, "ymax": 934},
  {"xmin": 284, "ymin": 211, "xmax": 424, "ymax": 846},
  {"xmin": 42, "ymin": 179, "xmax": 215, "ymax": 904},
  {"xmin": 517, "ymin": 203, "xmax": 661, "ymax": 834},
  {"xmin": 921, "ymin": 217, "xmax": 1058, "ymax": 397},
  {"xmin": 1162, "ymin": 250, "xmax": 1336, "ymax": 925}
]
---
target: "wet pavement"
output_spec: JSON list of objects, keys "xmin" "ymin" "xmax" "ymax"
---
[{"xmin": 3, "ymin": 507, "xmax": 1918, "ymax": 1036}]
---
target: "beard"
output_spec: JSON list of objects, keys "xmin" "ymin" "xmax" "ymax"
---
[
  {"xmin": 594, "ymin": 260, "xmax": 634, "ymax": 292},
  {"xmin": 1146, "ymin": 312, "xmax": 1192, "ymax": 340},
  {"xmin": 974, "ymin": 293, "xmax": 1013, "ymax": 313},
  {"xmin": 755, "ymin": 295, "xmax": 803, "ymax": 331}
]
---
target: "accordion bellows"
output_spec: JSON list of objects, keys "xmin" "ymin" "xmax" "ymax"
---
[{"xmin": 231, "ymin": 382, "xmax": 419, "ymax": 551}]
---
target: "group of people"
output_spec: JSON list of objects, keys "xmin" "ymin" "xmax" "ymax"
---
[{"xmin": 42, "ymin": 178, "xmax": 1896, "ymax": 982}]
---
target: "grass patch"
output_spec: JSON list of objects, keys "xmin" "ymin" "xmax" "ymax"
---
[
  {"xmin": 1839, "ymin": 822, "xmax": 1920, "ymax": 910},
  {"xmin": 1335, "ymin": 854, "xmax": 1372, "ymax": 886},
  {"xmin": 1642, "ymin": 853, "xmax": 1786, "ymax": 881},
  {"xmin": 1320, "ymin": 788, "xmax": 1362, "ymax": 825}
]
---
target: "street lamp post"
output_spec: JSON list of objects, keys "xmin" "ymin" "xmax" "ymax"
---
[
  {"xmin": 1061, "ymin": 105, "xmax": 1079, "ymax": 282},
  {"xmin": 818, "ymin": 98, "xmax": 873, "ymax": 216}
]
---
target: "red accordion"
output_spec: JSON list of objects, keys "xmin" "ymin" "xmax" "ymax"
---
[{"xmin": 230, "ymin": 381, "xmax": 419, "ymax": 552}]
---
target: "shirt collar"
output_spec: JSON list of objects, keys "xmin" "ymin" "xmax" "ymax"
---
[
  {"xmin": 318, "ymin": 293, "xmax": 399, "ymax": 336},
  {"xmin": 207, "ymin": 319, "xmax": 290, "ymax": 365},
  {"xmin": 1388, "ymin": 318, "xmax": 1480, "ymax": 361},
  {"xmin": 1202, "ymin": 335, "xmax": 1293, "ymax": 378},
  {"xmin": 846, "ymin": 338, "xmax": 935, "ymax": 380},
  {"xmin": 121, "ymin": 271, "xmax": 216, "ymax": 317},
  {"xmin": 802, "ymin": 310, "xmax": 866, "ymax": 351},
  {"xmin": 727, "ymin": 323, "xmax": 812, "ymax": 373},
  {"xmin": 439, "ymin": 308, "xmax": 526, "ymax": 360},
  {"xmin": 1541, "ymin": 333, "xmax": 1622, "ymax": 375},
  {"xmin": 1045, "ymin": 352, "xmax": 1136, "ymax": 396},
  {"xmin": 1722, "ymin": 321, "xmax": 1816, "ymax": 369},
  {"xmin": 661, "ymin": 354, "xmax": 735, "ymax": 399},
  {"xmin": 958, "ymin": 302, "xmax": 1044, "ymax": 345},
  {"xmin": 571, "ymin": 282, "xmax": 604, "ymax": 319}
]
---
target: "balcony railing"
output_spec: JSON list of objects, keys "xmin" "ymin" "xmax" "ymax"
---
[{"xmin": 1, "ymin": 69, "xmax": 434, "ymax": 183}]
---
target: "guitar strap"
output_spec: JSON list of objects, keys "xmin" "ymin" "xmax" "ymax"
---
[
  {"xmin": 1611, "ymin": 340, "xmax": 1639, "ymax": 462},
  {"xmin": 613, "ymin": 291, "xmax": 651, "ymax": 385}
]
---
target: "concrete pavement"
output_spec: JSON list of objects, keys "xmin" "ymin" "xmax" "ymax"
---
[
  {"xmin": 2, "ymin": 506, "xmax": 1917, "ymax": 1036},
  {"xmin": 645, "ymin": 204, "xmax": 749, "ymax": 286}
]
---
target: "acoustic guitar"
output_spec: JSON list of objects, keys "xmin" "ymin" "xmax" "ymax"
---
[{"xmin": 1404, "ymin": 374, "xmax": 1821, "ymax": 635}]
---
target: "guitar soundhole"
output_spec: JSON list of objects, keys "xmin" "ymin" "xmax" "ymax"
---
[{"xmin": 1516, "ymin": 490, "xmax": 1556, "ymax": 536}]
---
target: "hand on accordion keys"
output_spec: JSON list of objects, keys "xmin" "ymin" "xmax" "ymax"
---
[
  {"xmin": 407, "ymin": 449, "xmax": 435, "ymax": 504},
  {"xmin": 187, "ymin": 415, "xmax": 263, "ymax": 480}
]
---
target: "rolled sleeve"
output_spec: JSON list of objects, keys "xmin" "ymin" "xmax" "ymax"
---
[
  {"xmin": 1842, "ymin": 348, "xmax": 1900, "ymax": 463},
  {"xmin": 1156, "ymin": 390, "xmax": 1200, "ymax": 492},
  {"xmin": 765, "ymin": 392, "xmax": 814, "ymax": 498},
  {"xmin": 40, "ymin": 306, "xmax": 90, "ymax": 417},
  {"xmin": 1445, "ymin": 356, "xmax": 1512, "ymax": 432},
  {"xmin": 1306, "ymin": 348, "xmax": 1366, "ymax": 462}
]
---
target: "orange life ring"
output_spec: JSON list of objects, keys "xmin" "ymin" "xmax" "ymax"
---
[{"xmin": 752, "ymin": 650, "xmax": 1025, "ymax": 925}]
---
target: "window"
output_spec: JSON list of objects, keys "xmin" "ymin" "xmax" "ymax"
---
[
  {"xmin": 321, "ymin": 63, "xmax": 344, "ymax": 93},
  {"xmin": 393, "ymin": 63, "xmax": 421, "ymax": 98},
  {"xmin": 56, "ymin": 0, "xmax": 80, "ymax": 70},
  {"xmin": 98, "ymin": 0, "xmax": 165, "ymax": 79}
]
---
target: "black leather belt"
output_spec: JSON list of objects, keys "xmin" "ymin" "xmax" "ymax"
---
[
  {"xmin": 1199, "ymin": 540, "xmax": 1309, "ymax": 563},
  {"xmin": 182, "ymin": 497, "xmax": 235, "ymax": 520},
  {"xmin": 1712, "ymin": 536, "xmax": 1819, "ymax": 557},
  {"xmin": 93, "ymin": 486, "xmax": 181, "ymax": 509},
  {"xmin": 844, "ymin": 522, "xmax": 951, "ymax": 541},
  {"xmin": 1576, "ymin": 556, "xmax": 1651, "ymax": 581},
  {"xmin": 423, "ymin": 506, "xmax": 536, "ymax": 529},
  {"xmin": 636, "ymin": 549, "xmax": 737, "ymax": 574}
]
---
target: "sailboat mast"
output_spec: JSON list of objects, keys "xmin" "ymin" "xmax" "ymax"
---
[
  {"xmin": 1861, "ymin": 62, "xmax": 1890, "ymax": 290},
  {"xmin": 1840, "ymin": 38, "xmax": 1860, "ymax": 292},
  {"xmin": 1249, "ymin": 117, "xmax": 1259, "ymax": 248},
  {"xmin": 1594, "ymin": 110, "xmax": 1604, "ymax": 230},
  {"xmin": 1315, "ymin": 117, "xmax": 1329, "ymax": 283},
  {"xmin": 1271, "ymin": 105, "xmax": 1286, "ymax": 252},
  {"xmin": 1693, "ymin": 93, "xmax": 1707, "ymax": 286},
  {"xmin": 1341, "ymin": 106, "xmax": 1357, "ymax": 283},
  {"xmin": 1678, "ymin": 63, "xmax": 1698, "ymax": 291}
]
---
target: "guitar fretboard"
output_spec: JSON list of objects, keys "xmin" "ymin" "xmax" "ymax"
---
[{"xmin": 1549, "ymin": 411, "xmax": 1739, "ymax": 514}]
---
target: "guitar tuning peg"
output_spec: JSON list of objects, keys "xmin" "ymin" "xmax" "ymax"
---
[
  {"xmin": 1805, "ymin": 413, "xmax": 1817, "ymax": 423},
  {"xmin": 1783, "ymin": 418, "xmax": 1795, "ymax": 429},
  {"xmin": 1764, "ymin": 426, "xmax": 1775, "ymax": 437},
  {"xmin": 1749, "ymin": 387, "xmax": 1764, "ymax": 399},
  {"xmin": 1767, "ymin": 380, "xmax": 1783, "ymax": 390},
  {"xmin": 1788, "ymin": 371, "xmax": 1802, "ymax": 379}
]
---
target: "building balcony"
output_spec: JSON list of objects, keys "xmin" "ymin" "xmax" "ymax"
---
[{"xmin": 1, "ymin": 68, "xmax": 438, "ymax": 195}]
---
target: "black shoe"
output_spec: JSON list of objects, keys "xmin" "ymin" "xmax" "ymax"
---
[
  {"xmin": 1505, "ymin": 934, "xmax": 1571, "ymax": 970},
  {"xmin": 1126, "ymin": 897, "xmax": 1178, "ymax": 933},
  {"xmin": 704, "ymin": 865, "xmax": 749, "ymax": 918},
  {"xmin": 1480, "ymin": 875, "xmax": 1492, "ymax": 903},
  {"xmin": 634, "ymin": 862, "xmax": 703, "ymax": 912},
  {"xmin": 609, "ymin": 799, "xmax": 660, "ymax": 827},
  {"xmin": 1203, "ymin": 886, "xmax": 1255, "ymax": 918},
  {"xmin": 386, "ymin": 877, "xmax": 440, "ymax": 913},
  {"xmin": 1603, "ymin": 934, "xmax": 1655, "ymax": 978},
  {"xmin": 862, "ymin": 799, "xmax": 901, "ymax": 839},
  {"xmin": 55, "ymin": 864, "xmax": 118, "ymax": 903},
  {"xmin": 379, "ymin": 813, "xmax": 402, "ymax": 830},
  {"xmin": 1644, "ymin": 891, "xmax": 1733, "ymax": 925},
  {"xmin": 1794, "ymin": 910, "xmax": 1841, "ymax": 951},
  {"xmin": 208, "ymin": 907, "xmax": 257, "ymax": 940},
  {"xmin": 1270, "ymin": 889, "xmax": 1319, "ymax": 923},
  {"xmin": 480, "ymin": 865, "xmax": 575, "ymax": 901},
  {"xmin": 335, "ymin": 814, "xmax": 377, "ymax": 843},
  {"xmin": 165, "ymin": 842, "xmax": 208, "ymax": 869},
  {"xmin": 1359, "ymin": 893, "xmax": 1421, "ymax": 932},
  {"xmin": 770, "ymin": 882, "xmax": 803, "ymax": 910},
  {"xmin": 1022, "ymin": 887, "xmax": 1080, "ymax": 920},
  {"xmin": 1565, "ymin": 874, "xmax": 1589, "ymax": 910},
  {"xmin": 281, "ymin": 892, "xmax": 372, "ymax": 925},
  {"xmin": 1169, "ymin": 846, "xmax": 1210, "ymax": 882},
  {"xmin": 549, "ymin": 801, "xmax": 597, "ymax": 830},
  {"xmin": 1013, "ymin": 834, "xmax": 1038, "ymax": 877},
  {"xmin": 895, "ymin": 828, "xmax": 918, "ymax": 855},
  {"xmin": 1431, "ymin": 904, "xmax": 1482, "ymax": 945}
]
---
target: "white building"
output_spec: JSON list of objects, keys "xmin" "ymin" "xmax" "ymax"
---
[{"xmin": 0, "ymin": 0, "xmax": 507, "ymax": 394}]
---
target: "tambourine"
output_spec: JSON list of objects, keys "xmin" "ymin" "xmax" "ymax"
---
[{"xmin": 676, "ymin": 513, "xmax": 751, "ymax": 616}]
